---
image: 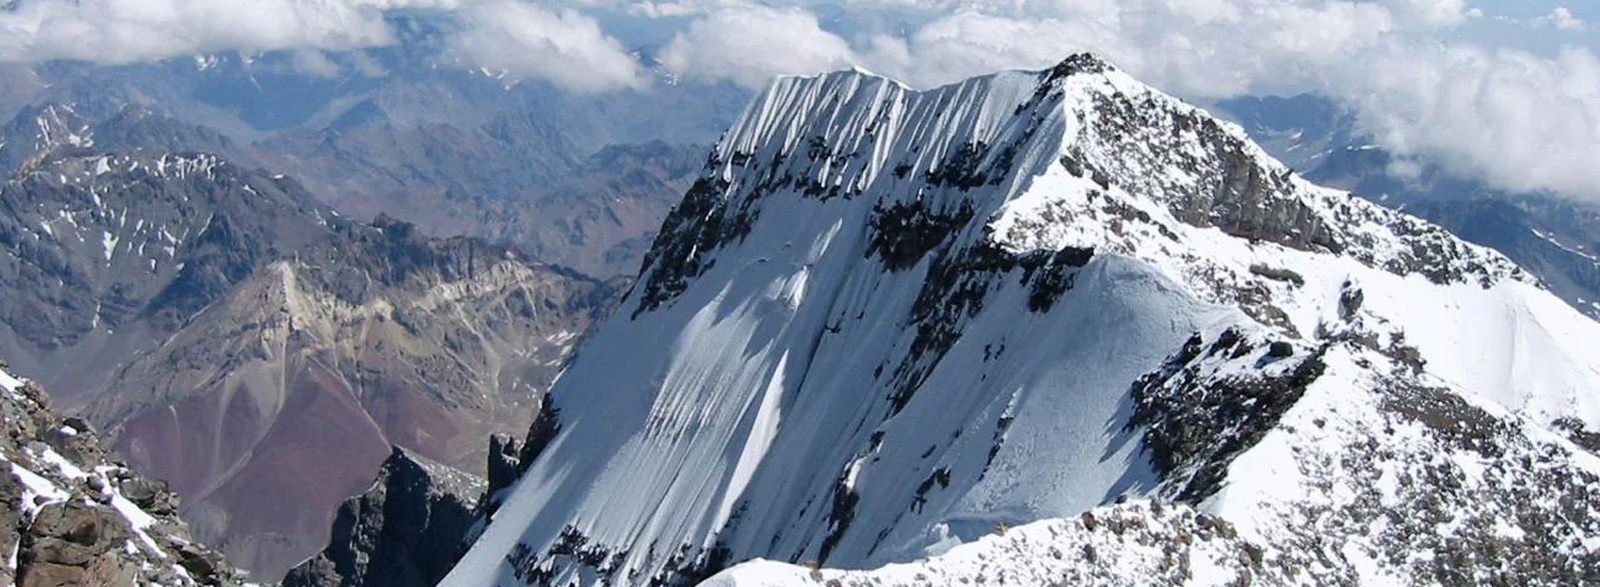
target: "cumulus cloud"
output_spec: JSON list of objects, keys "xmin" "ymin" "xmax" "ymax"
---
[
  {"xmin": 446, "ymin": 0, "xmax": 643, "ymax": 91},
  {"xmin": 1534, "ymin": 6, "xmax": 1587, "ymax": 32},
  {"xmin": 658, "ymin": 4, "xmax": 853, "ymax": 87},
  {"xmin": 290, "ymin": 49, "xmax": 344, "ymax": 79},
  {"xmin": 0, "ymin": 0, "xmax": 640, "ymax": 92},
  {"xmin": 0, "ymin": 0, "xmax": 419, "ymax": 64},
  {"xmin": 1348, "ymin": 46, "xmax": 1600, "ymax": 198}
]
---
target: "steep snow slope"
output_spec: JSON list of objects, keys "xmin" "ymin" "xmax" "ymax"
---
[{"xmin": 445, "ymin": 55, "xmax": 1600, "ymax": 586}]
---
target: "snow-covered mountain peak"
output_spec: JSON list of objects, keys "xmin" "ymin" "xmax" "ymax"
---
[
  {"xmin": 639, "ymin": 52, "xmax": 1525, "ymax": 319},
  {"xmin": 445, "ymin": 57, "xmax": 1600, "ymax": 587}
]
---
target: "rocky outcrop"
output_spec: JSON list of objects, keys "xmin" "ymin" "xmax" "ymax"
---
[
  {"xmin": 1215, "ymin": 93, "xmax": 1600, "ymax": 321},
  {"xmin": 1, "ymin": 363, "xmax": 249, "ymax": 586},
  {"xmin": 281, "ymin": 446, "xmax": 484, "ymax": 587}
]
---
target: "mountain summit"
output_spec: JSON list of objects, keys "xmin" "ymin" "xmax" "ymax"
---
[{"xmin": 443, "ymin": 54, "xmax": 1600, "ymax": 586}]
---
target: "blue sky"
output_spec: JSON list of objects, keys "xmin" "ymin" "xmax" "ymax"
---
[{"xmin": 1457, "ymin": 1, "xmax": 1598, "ymax": 51}]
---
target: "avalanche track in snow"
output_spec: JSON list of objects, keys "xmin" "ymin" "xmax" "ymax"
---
[{"xmin": 444, "ymin": 54, "xmax": 1600, "ymax": 587}]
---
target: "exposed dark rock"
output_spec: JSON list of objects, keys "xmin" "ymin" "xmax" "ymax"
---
[
  {"xmin": 1044, "ymin": 53, "xmax": 1112, "ymax": 81},
  {"xmin": 1128, "ymin": 330, "xmax": 1327, "ymax": 501},
  {"xmin": 486, "ymin": 433, "xmax": 521, "ymax": 498},
  {"xmin": 816, "ymin": 474, "xmax": 860, "ymax": 564},
  {"xmin": 634, "ymin": 174, "xmax": 749, "ymax": 316},
  {"xmin": 1382, "ymin": 382, "xmax": 1513, "ymax": 459},
  {"xmin": 910, "ymin": 468, "xmax": 952, "ymax": 514},
  {"xmin": 1, "ymin": 471, "xmax": 22, "ymax": 586},
  {"xmin": 885, "ymin": 241, "xmax": 1091, "ymax": 416},
  {"xmin": 1280, "ymin": 372, "xmax": 1600, "ymax": 586},
  {"xmin": 118, "ymin": 478, "xmax": 178, "ymax": 515},
  {"xmin": 866, "ymin": 200, "xmax": 976, "ymax": 272},
  {"xmin": 1338, "ymin": 281, "xmax": 1365, "ymax": 319},
  {"xmin": 281, "ymin": 446, "xmax": 485, "ymax": 587},
  {"xmin": 23, "ymin": 501, "xmax": 132, "ymax": 566},
  {"xmin": 1217, "ymin": 93, "xmax": 1600, "ymax": 320},
  {"xmin": 1553, "ymin": 418, "xmax": 1600, "ymax": 454},
  {"xmin": 922, "ymin": 142, "xmax": 996, "ymax": 190},
  {"xmin": 1249, "ymin": 264, "xmax": 1306, "ymax": 287},
  {"xmin": 516, "ymin": 397, "xmax": 563, "ymax": 474},
  {"xmin": 1085, "ymin": 90, "xmax": 1520, "ymax": 288}
]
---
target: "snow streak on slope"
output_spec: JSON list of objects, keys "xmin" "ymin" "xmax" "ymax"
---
[{"xmin": 445, "ymin": 55, "xmax": 1600, "ymax": 587}]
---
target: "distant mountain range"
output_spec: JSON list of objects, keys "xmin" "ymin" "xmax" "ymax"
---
[
  {"xmin": 0, "ymin": 28, "xmax": 750, "ymax": 278},
  {"xmin": 0, "ymin": 140, "xmax": 618, "ymax": 577}
]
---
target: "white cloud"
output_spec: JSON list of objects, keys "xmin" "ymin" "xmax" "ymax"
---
[
  {"xmin": 446, "ymin": 0, "xmax": 643, "ymax": 91},
  {"xmin": 0, "ymin": 0, "xmax": 421, "ymax": 64},
  {"xmin": 291, "ymin": 49, "xmax": 344, "ymax": 78},
  {"xmin": 1349, "ymin": 46, "xmax": 1600, "ymax": 198},
  {"xmin": 658, "ymin": 5, "xmax": 853, "ymax": 87},
  {"xmin": 1377, "ymin": 0, "xmax": 1472, "ymax": 27},
  {"xmin": 1387, "ymin": 157, "xmax": 1425, "ymax": 181},
  {"xmin": 1534, "ymin": 6, "xmax": 1587, "ymax": 32},
  {"xmin": 623, "ymin": 0, "xmax": 746, "ymax": 19},
  {"xmin": 0, "ymin": 0, "xmax": 640, "ymax": 92},
  {"xmin": 640, "ymin": 0, "xmax": 1600, "ymax": 201}
]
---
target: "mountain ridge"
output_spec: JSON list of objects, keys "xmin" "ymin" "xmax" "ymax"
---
[
  {"xmin": 1212, "ymin": 93, "xmax": 1600, "ymax": 321},
  {"xmin": 442, "ymin": 54, "xmax": 1600, "ymax": 587}
]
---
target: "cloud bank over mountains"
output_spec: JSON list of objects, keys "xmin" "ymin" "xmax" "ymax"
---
[{"xmin": 2, "ymin": 0, "xmax": 1598, "ymax": 202}]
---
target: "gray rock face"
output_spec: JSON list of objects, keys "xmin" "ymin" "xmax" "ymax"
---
[
  {"xmin": 1213, "ymin": 93, "xmax": 1600, "ymax": 321},
  {"xmin": 282, "ymin": 446, "xmax": 485, "ymax": 587},
  {"xmin": 0, "ymin": 468, "xmax": 22, "ymax": 586},
  {"xmin": 1, "ymin": 370, "xmax": 249, "ymax": 586},
  {"xmin": 486, "ymin": 433, "xmax": 521, "ymax": 500}
]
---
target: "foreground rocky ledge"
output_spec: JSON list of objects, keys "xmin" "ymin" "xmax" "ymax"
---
[{"xmin": 1, "ymin": 362, "xmax": 250, "ymax": 586}]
